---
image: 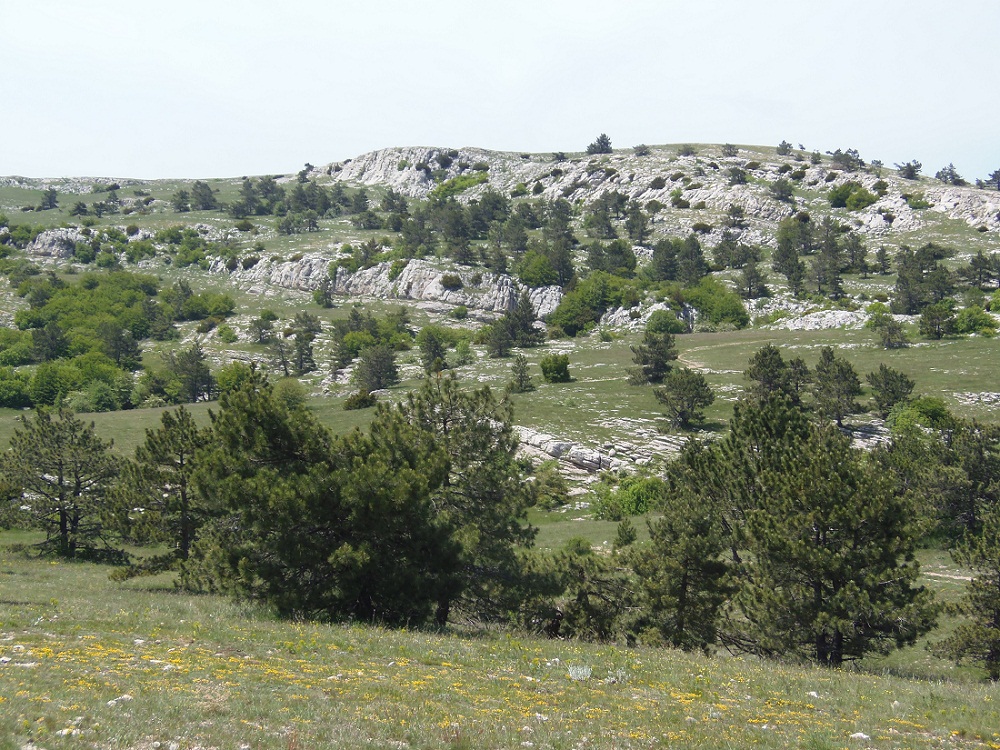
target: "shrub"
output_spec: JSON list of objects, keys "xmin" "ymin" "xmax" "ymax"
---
[
  {"xmin": 539, "ymin": 353, "xmax": 571, "ymax": 383},
  {"xmin": 547, "ymin": 272, "xmax": 639, "ymax": 336},
  {"xmin": 343, "ymin": 390, "xmax": 377, "ymax": 410},
  {"xmin": 449, "ymin": 305, "xmax": 468, "ymax": 320},
  {"xmin": 388, "ymin": 259, "xmax": 408, "ymax": 281},
  {"xmin": 686, "ymin": 277, "xmax": 749, "ymax": 329},
  {"xmin": 439, "ymin": 273, "xmax": 463, "ymax": 290},
  {"xmin": 650, "ymin": 176, "xmax": 667, "ymax": 190},
  {"xmin": 954, "ymin": 305, "xmax": 996, "ymax": 335},
  {"xmin": 692, "ymin": 222, "xmax": 713, "ymax": 234},
  {"xmin": 677, "ymin": 145, "xmax": 697, "ymax": 156},
  {"xmin": 903, "ymin": 193, "xmax": 931, "ymax": 209},
  {"xmin": 517, "ymin": 250, "xmax": 558, "ymax": 287},
  {"xmin": 646, "ymin": 309, "xmax": 686, "ymax": 334},
  {"xmin": 217, "ymin": 325, "xmax": 238, "ymax": 343},
  {"xmin": 593, "ymin": 475, "xmax": 666, "ymax": 521},
  {"xmin": 846, "ymin": 188, "xmax": 878, "ymax": 211}
]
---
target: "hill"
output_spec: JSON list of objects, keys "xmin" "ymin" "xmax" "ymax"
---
[
  {"xmin": 2, "ymin": 142, "xmax": 1000, "ymax": 745},
  {"xmin": 1, "ymin": 141, "xmax": 998, "ymax": 460}
]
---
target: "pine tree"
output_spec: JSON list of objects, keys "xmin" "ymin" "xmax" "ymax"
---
[
  {"xmin": 417, "ymin": 326, "xmax": 448, "ymax": 374},
  {"xmin": 627, "ymin": 330, "xmax": 678, "ymax": 385},
  {"xmin": 654, "ymin": 367, "xmax": 714, "ymax": 429},
  {"xmin": 866, "ymin": 363, "xmax": 915, "ymax": 418},
  {"xmin": 508, "ymin": 354, "xmax": 535, "ymax": 393},
  {"xmin": 744, "ymin": 344, "xmax": 796, "ymax": 404},
  {"xmin": 723, "ymin": 408, "xmax": 936, "ymax": 665},
  {"xmin": 186, "ymin": 372, "xmax": 459, "ymax": 624},
  {"xmin": 381, "ymin": 374, "xmax": 537, "ymax": 624},
  {"xmin": 812, "ymin": 346, "xmax": 861, "ymax": 426},
  {"xmin": 290, "ymin": 312, "xmax": 322, "ymax": 375},
  {"xmin": 3, "ymin": 408, "xmax": 119, "ymax": 558},
  {"xmin": 168, "ymin": 343, "xmax": 214, "ymax": 403},
  {"xmin": 934, "ymin": 506, "xmax": 1000, "ymax": 679},
  {"xmin": 111, "ymin": 406, "xmax": 213, "ymax": 577},
  {"xmin": 630, "ymin": 477, "xmax": 732, "ymax": 651},
  {"xmin": 352, "ymin": 345, "xmax": 399, "ymax": 392},
  {"xmin": 738, "ymin": 259, "xmax": 769, "ymax": 299},
  {"xmin": 676, "ymin": 234, "xmax": 709, "ymax": 286}
]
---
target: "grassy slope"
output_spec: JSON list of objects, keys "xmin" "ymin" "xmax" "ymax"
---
[
  {"xmin": 1, "ymin": 541, "xmax": 999, "ymax": 750},
  {"xmin": 3, "ymin": 146, "xmax": 1000, "ymax": 747}
]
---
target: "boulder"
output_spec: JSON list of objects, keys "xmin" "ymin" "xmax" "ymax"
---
[{"xmin": 27, "ymin": 228, "xmax": 88, "ymax": 258}]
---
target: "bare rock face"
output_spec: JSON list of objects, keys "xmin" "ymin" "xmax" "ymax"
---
[
  {"xmin": 927, "ymin": 187, "xmax": 1000, "ymax": 230},
  {"xmin": 213, "ymin": 254, "xmax": 563, "ymax": 317},
  {"xmin": 26, "ymin": 228, "xmax": 88, "ymax": 258},
  {"xmin": 515, "ymin": 426, "xmax": 620, "ymax": 472}
]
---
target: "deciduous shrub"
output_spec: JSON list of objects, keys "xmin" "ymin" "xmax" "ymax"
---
[{"xmin": 539, "ymin": 354, "xmax": 571, "ymax": 383}]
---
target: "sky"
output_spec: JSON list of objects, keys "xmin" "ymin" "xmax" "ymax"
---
[{"xmin": 5, "ymin": 1, "xmax": 999, "ymax": 181}]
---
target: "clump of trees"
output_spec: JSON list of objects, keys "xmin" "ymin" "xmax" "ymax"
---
[
  {"xmin": 586, "ymin": 133, "xmax": 613, "ymax": 155},
  {"xmin": 4, "ymin": 353, "xmax": 1000, "ymax": 678}
]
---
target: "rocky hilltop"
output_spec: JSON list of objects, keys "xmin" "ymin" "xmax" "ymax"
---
[{"xmin": 325, "ymin": 144, "xmax": 1000, "ymax": 247}]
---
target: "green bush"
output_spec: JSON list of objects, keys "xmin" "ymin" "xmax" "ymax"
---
[
  {"xmin": 903, "ymin": 193, "xmax": 931, "ymax": 209},
  {"xmin": 954, "ymin": 305, "xmax": 996, "ymax": 335},
  {"xmin": 539, "ymin": 353, "xmax": 570, "ymax": 383},
  {"xmin": 646, "ymin": 309, "xmax": 687, "ymax": 334},
  {"xmin": 517, "ymin": 250, "xmax": 558, "ymax": 288},
  {"xmin": 439, "ymin": 273, "xmax": 463, "ymax": 290},
  {"xmin": 888, "ymin": 396, "xmax": 955, "ymax": 433},
  {"xmin": 343, "ymin": 390, "xmax": 377, "ymax": 410},
  {"xmin": 548, "ymin": 272, "xmax": 639, "ymax": 336},
  {"xmin": 217, "ymin": 324, "xmax": 238, "ymax": 343},
  {"xmin": 429, "ymin": 172, "xmax": 488, "ymax": 199},
  {"xmin": 846, "ymin": 188, "xmax": 878, "ymax": 211},
  {"xmin": 388, "ymin": 259, "xmax": 408, "ymax": 281},
  {"xmin": 686, "ymin": 277, "xmax": 749, "ymax": 329},
  {"xmin": 592, "ymin": 475, "xmax": 665, "ymax": 521}
]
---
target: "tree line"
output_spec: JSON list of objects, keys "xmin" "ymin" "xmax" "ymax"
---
[{"xmin": 3, "ymin": 352, "xmax": 1000, "ymax": 677}]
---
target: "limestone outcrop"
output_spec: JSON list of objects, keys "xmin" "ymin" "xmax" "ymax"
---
[
  {"xmin": 26, "ymin": 228, "xmax": 88, "ymax": 258},
  {"xmin": 212, "ymin": 255, "xmax": 563, "ymax": 317}
]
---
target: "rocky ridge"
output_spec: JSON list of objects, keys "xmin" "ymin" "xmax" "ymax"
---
[
  {"xmin": 327, "ymin": 145, "xmax": 1000, "ymax": 242},
  {"xmin": 212, "ymin": 254, "xmax": 564, "ymax": 317}
]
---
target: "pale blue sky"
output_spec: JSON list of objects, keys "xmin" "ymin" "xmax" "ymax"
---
[{"xmin": 5, "ymin": 1, "xmax": 998, "ymax": 180}]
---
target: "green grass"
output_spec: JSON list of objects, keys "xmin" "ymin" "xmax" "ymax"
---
[{"xmin": 1, "ymin": 539, "xmax": 999, "ymax": 750}]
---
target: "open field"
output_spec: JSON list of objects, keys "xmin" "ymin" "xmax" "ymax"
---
[
  {"xmin": 1, "ymin": 538, "xmax": 998, "ymax": 750},
  {"xmin": 1, "ymin": 318, "xmax": 997, "ymax": 461}
]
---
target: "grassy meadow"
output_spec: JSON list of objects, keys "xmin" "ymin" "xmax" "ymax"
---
[{"xmin": 2, "ymin": 537, "xmax": 1000, "ymax": 750}]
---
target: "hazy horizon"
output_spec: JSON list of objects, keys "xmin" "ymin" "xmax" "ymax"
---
[{"xmin": 6, "ymin": 1, "xmax": 998, "ymax": 182}]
